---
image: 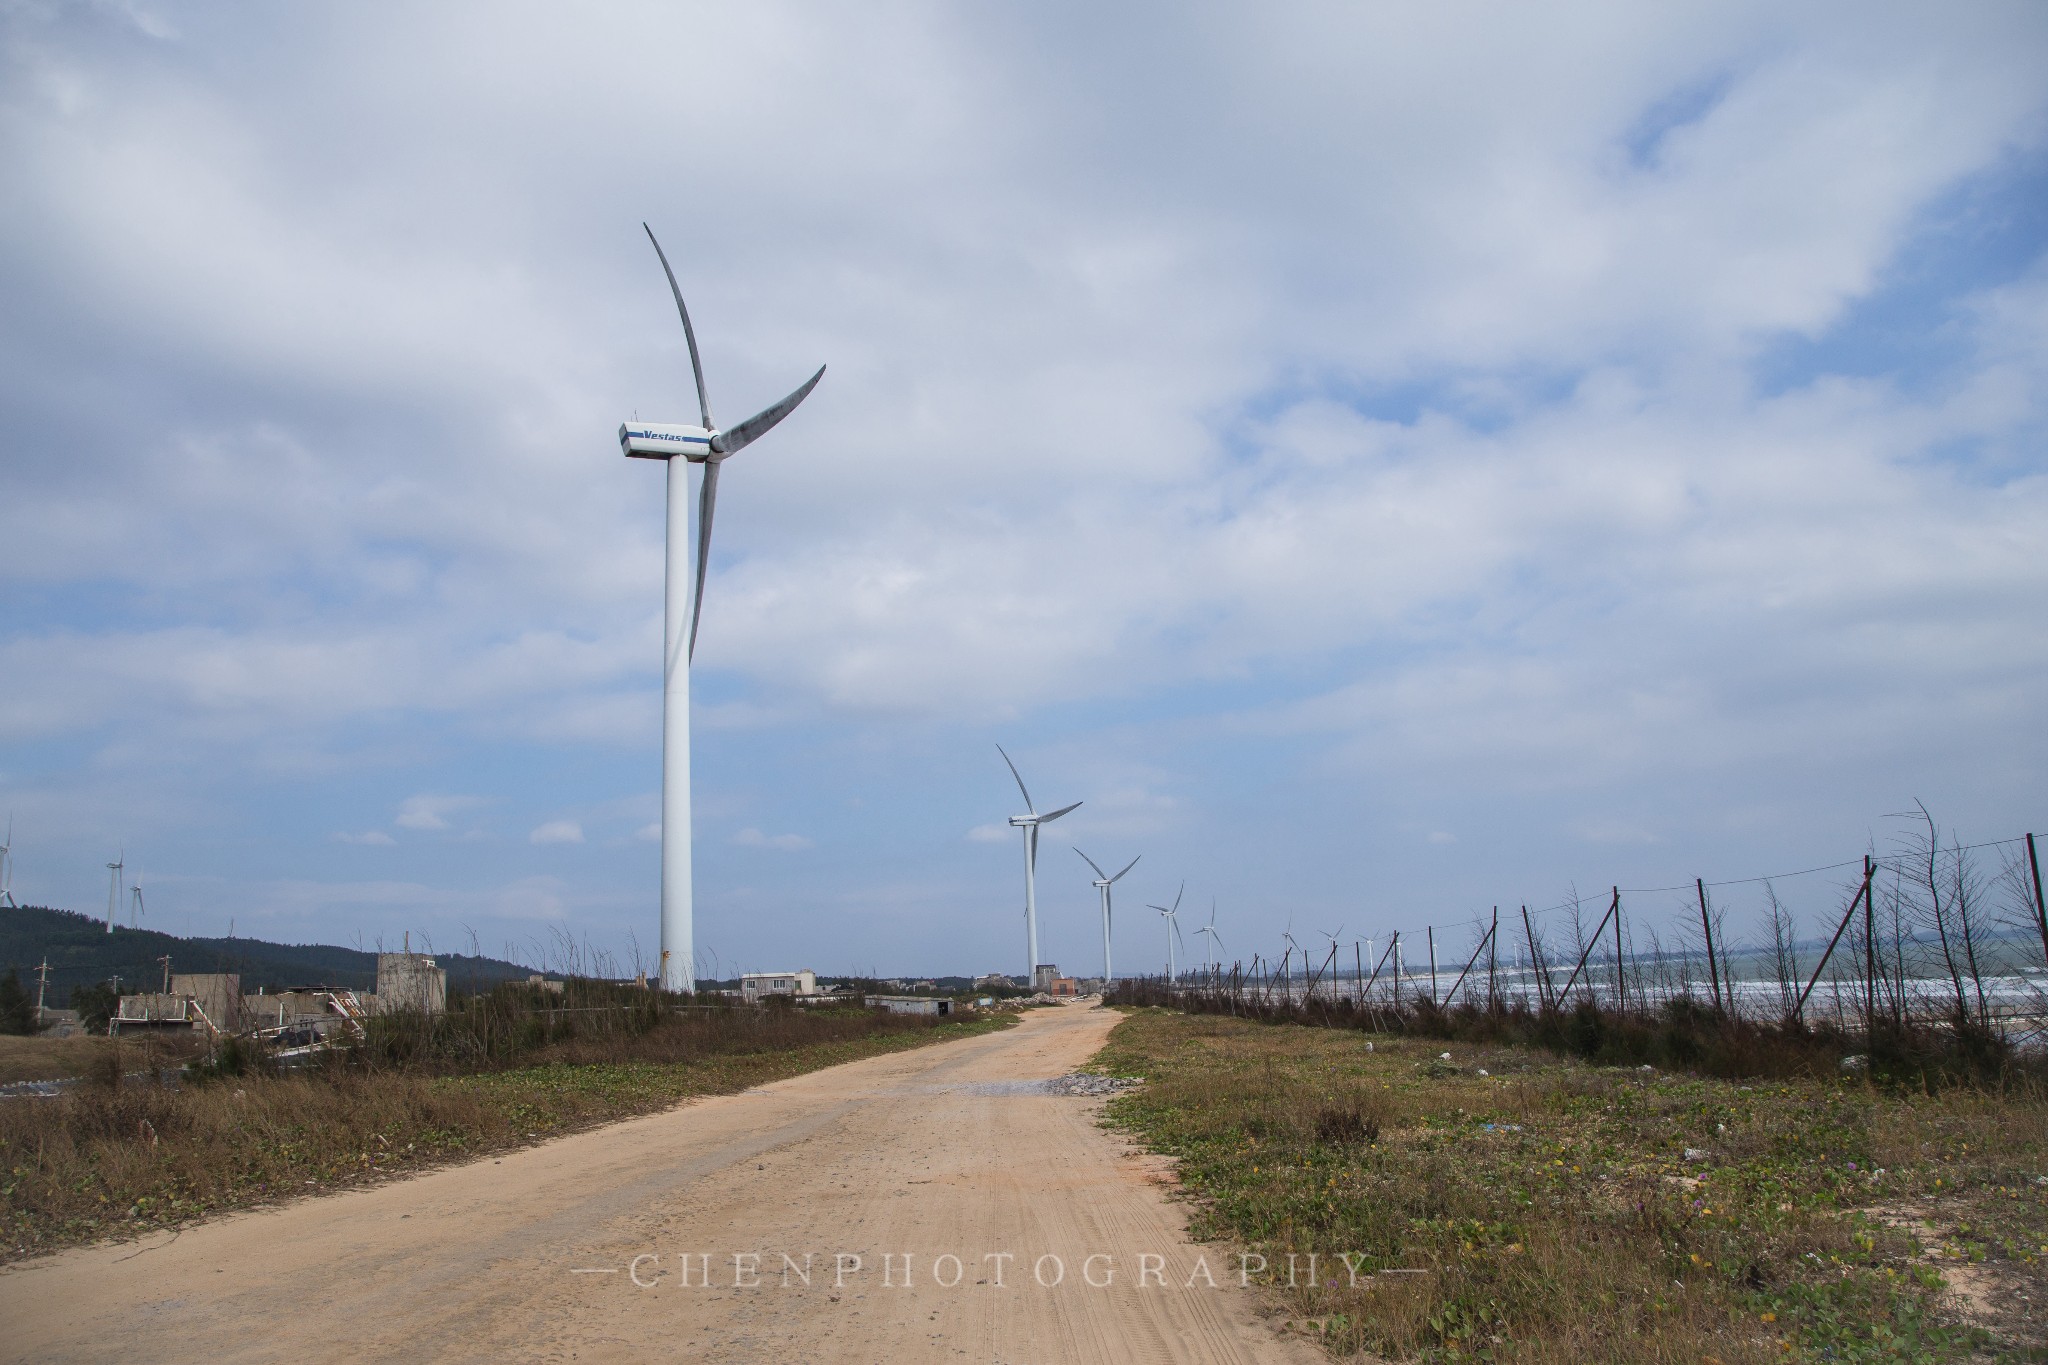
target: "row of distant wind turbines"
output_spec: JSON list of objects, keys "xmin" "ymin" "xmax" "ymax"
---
[
  {"xmin": 0, "ymin": 818, "xmax": 143, "ymax": 928},
  {"xmin": 997, "ymin": 745, "xmax": 1221, "ymax": 985}
]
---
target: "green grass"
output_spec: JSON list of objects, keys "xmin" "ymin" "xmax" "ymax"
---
[{"xmin": 1091, "ymin": 1008, "xmax": 2047, "ymax": 1363}]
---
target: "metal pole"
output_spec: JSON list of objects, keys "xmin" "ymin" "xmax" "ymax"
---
[{"xmin": 658, "ymin": 457, "xmax": 697, "ymax": 994}]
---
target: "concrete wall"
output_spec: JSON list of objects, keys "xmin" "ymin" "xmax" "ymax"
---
[
  {"xmin": 171, "ymin": 974, "xmax": 242, "ymax": 1030},
  {"xmin": 376, "ymin": 954, "xmax": 447, "ymax": 1015}
]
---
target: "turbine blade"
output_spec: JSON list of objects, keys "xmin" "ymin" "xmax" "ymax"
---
[
  {"xmin": 1039, "ymin": 801, "xmax": 1082, "ymax": 825},
  {"xmin": 1074, "ymin": 847, "xmax": 1107, "ymax": 880},
  {"xmin": 687, "ymin": 458, "xmax": 720, "ymax": 661},
  {"xmin": 1110, "ymin": 855, "xmax": 1141, "ymax": 883},
  {"xmin": 709, "ymin": 365, "xmax": 826, "ymax": 457},
  {"xmin": 995, "ymin": 744, "xmax": 1033, "ymax": 811},
  {"xmin": 643, "ymin": 224, "xmax": 714, "ymax": 430},
  {"xmin": 1172, "ymin": 881, "xmax": 1184, "ymax": 913}
]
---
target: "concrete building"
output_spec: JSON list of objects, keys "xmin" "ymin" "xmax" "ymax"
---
[
  {"xmin": 1032, "ymin": 964, "xmax": 1062, "ymax": 992},
  {"xmin": 375, "ymin": 953, "xmax": 447, "ymax": 1015},
  {"xmin": 869, "ymin": 995, "xmax": 953, "ymax": 1017},
  {"xmin": 112, "ymin": 973, "xmax": 244, "ymax": 1034},
  {"xmin": 740, "ymin": 970, "xmax": 819, "ymax": 1003}
]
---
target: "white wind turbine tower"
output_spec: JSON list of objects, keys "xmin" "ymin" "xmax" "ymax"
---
[
  {"xmin": 104, "ymin": 854, "xmax": 124, "ymax": 934},
  {"xmin": 131, "ymin": 885, "xmax": 146, "ymax": 928},
  {"xmin": 620, "ymin": 225, "xmax": 825, "ymax": 994},
  {"xmin": 0, "ymin": 817, "xmax": 16, "ymax": 909},
  {"xmin": 997, "ymin": 746, "xmax": 1081, "ymax": 987},
  {"xmin": 1194, "ymin": 900, "xmax": 1225, "ymax": 976},
  {"xmin": 1148, "ymin": 883, "xmax": 1186, "ymax": 985},
  {"xmin": 1074, "ymin": 848, "xmax": 1139, "ymax": 985}
]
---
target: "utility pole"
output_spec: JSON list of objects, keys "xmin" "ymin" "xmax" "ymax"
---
[{"xmin": 34, "ymin": 958, "xmax": 49, "ymax": 1028}]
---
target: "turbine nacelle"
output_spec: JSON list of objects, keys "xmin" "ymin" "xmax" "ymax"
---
[{"xmin": 619, "ymin": 423, "xmax": 715, "ymax": 461}]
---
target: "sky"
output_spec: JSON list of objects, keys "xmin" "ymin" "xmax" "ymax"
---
[{"xmin": 2, "ymin": 1, "xmax": 2045, "ymax": 982}]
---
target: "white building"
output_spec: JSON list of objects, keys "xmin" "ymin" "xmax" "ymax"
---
[{"xmin": 740, "ymin": 969, "xmax": 819, "ymax": 1002}]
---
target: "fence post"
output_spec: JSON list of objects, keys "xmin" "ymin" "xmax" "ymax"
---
[
  {"xmin": 1427, "ymin": 926, "xmax": 1438, "ymax": 1008},
  {"xmin": 1795, "ymin": 862, "xmax": 1878, "ymax": 1024},
  {"xmin": 1611, "ymin": 888, "xmax": 1625, "ymax": 1011},
  {"xmin": 1697, "ymin": 878, "xmax": 1722, "ymax": 1013},
  {"xmin": 1487, "ymin": 907, "xmax": 1499, "ymax": 1009},
  {"xmin": 2028, "ymin": 834, "xmax": 2048, "ymax": 971},
  {"xmin": 1555, "ymin": 893, "xmax": 1618, "ymax": 1004},
  {"xmin": 1862, "ymin": 853, "xmax": 1877, "ymax": 1034},
  {"xmin": 1521, "ymin": 905, "xmax": 1549, "ymax": 1009}
]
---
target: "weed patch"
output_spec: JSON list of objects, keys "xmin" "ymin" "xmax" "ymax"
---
[{"xmin": 1093, "ymin": 1009, "xmax": 2046, "ymax": 1363}]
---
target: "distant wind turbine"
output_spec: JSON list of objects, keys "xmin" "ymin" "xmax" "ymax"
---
[
  {"xmin": 131, "ymin": 884, "xmax": 146, "ymax": 928},
  {"xmin": 1148, "ymin": 883, "xmax": 1186, "ymax": 985},
  {"xmin": 1075, "ymin": 848, "xmax": 1139, "ymax": 984},
  {"xmin": 1194, "ymin": 900, "xmax": 1225, "ymax": 973},
  {"xmin": 105, "ymin": 854, "xmax": 124, "ymax": 934},
  {"xmin": 0, "ymin": 816, "xmax": 15, "ymax": 909},
  {"xmin": 619, "ymin": 224, "xmax": 826, "ymax": 994},
  {"xmin": 997, "ymin": 745, "xmax": 1081, "ymax": 986}
]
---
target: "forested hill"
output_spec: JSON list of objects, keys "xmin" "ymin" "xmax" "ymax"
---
[{"xmin": 0, "ymin": 904, "xmax": 535, "ymax": 1007}]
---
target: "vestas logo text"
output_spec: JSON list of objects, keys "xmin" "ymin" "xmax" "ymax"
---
[{"xmin": 623, "ymin": 429, "xmax": 710, "ymax": 444}]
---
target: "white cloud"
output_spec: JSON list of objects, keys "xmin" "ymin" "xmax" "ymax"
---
[
  {"xmin": 529, "ymin": 820, "xmax": 585, "ymax": 846},
  {"xmin": 395, "ymin": 794, "xmax": 483, "ymax": 832},
  {"xmin": 335, "ymin": 830, "xmax": 396, "ymax": 846},
  {"xmin": 635, "ymin": 822, "xmax": 662, "ymax": 843},
  {"xmin": 731, "ymin": 828, "xmax": 811, "ymax": 852},
  {"xmin": 1, "ymin": 4, "xmax": 2044, "ymax": 969}
]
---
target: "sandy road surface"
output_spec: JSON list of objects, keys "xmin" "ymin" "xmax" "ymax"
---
[{"xmin": 1, "ymin": 1003, "xmax": 1325, "ymax": 1364}]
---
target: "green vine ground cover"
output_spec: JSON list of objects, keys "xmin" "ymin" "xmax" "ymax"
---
[{"xmin": 1091, "ymin": 1008, "xmax": 2046, "ymax": 1364}]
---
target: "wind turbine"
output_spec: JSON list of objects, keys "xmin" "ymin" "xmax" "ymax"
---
[
  {"xmin": 1074, "ymin": 848, "xmax": 1139, "ymax": 984},
  {"xmin": 620, "ymin": 224, "xmax": 825, "ymax": 994},
  {"xmin": 131, "ymin": 884, "xmax": 146, "ymax": 928},
  {"xmin": 1194, "ymin": 900, "xmax": 1225, "ymax": 974},
  {"xmin": 105, "ymin": 854, "xmax": 124, "ymax": 934},
  {"xmin": 997, "ymin": 745, "xmax": 1081, "ymax": 987},
  {"xmin": 1316, "ymin": 924, "xmax": 1344, "ymax": 1001},
  {"xmin": 0, "ymin": 816, "xmax": 15, "ymax": 909},
  {"xmin": 1148, "ymin": 883, "xmax": 1185, "ymax": 985}
]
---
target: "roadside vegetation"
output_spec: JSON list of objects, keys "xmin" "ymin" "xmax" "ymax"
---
[
  {"xmin": 1, "ymin": 989, "xmax": 1010, "ymax": 1262},
  {"xmin": 1094, "ymin": 1008, "xmax": 2047, "ymax": 1364}
]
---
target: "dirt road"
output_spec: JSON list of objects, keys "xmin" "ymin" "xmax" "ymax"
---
[{"xmin": 0, "ymin": 1003, "xmax": 1325, "ymax": 1363}]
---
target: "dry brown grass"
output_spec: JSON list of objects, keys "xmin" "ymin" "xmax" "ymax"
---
[
  {"xmin": 1, "ymin": 1009, "xmax": 1011, "ymax": 1262},
  {"xmin": 0, "ymin": 1033, "xmax": 202, "ymax": 1086}
]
